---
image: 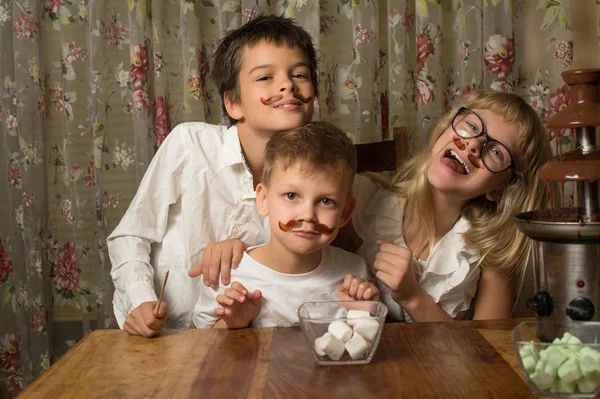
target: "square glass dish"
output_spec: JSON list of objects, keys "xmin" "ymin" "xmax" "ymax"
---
[
  {"xmin": 298, "ymin": 300, "xmax": 387, "ymax": 365},
  {"xmin": 512, "ymin": 321, "xmax": 600, "ymax": 398}
]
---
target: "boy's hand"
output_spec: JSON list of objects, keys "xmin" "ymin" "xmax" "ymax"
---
[
  {"xmin": 338, "ymin": 274, "xmax": 380, "ymax": 301},
  {"xmin": 373, "ymin": 239, "xmax": 419, "ymax": 303},
  {"xmin": 188, "ymin": 239, "xmax": 248, "ymax": 288},
  {"xmin": 123, "ymin": 301, "xmax": 168, "ymax": 337},
  {"xmin": 214, "ymin": 281, "xmax": 262, "ymax": 329}
]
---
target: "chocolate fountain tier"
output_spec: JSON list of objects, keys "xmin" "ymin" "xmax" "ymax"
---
[
  {"xmin": 516, "ymin": 208, "xmax": 600, "ymax": 243},
  {"xmin": 546, "ymin": 69, "xmax": 600, "ymax": 129},
  {"xmin": 539, "ymin": 150, "xmax": 600, "ymax": 182}
]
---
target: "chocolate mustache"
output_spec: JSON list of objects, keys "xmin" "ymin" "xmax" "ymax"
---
[
  {"xmin": 260, "ymin": 94, "xmax": 313, "ymax": 106},
  {"xmin": 260, "ymin": 95, "xmax": 282, "ymax": 106},
  {"xmin": 278, "ymin": 220, "xmax": 335, "ymax": 236}
]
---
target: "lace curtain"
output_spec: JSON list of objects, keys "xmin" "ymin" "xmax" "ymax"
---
[{"xmin": 0, "ymin": 0, "xmax": 586, "ymax": 396}]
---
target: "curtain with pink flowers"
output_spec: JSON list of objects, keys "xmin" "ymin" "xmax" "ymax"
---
[{"xmin": 0, "ymin": 0, "xmax": 591, "ymax": 396}]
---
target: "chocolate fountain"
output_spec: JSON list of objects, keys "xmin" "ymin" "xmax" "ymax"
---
[{"xmin": 515, "ymin": 69, "xmax": 600, "ymax": 340}]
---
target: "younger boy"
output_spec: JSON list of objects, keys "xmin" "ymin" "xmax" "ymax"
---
[
  {"xmin": 107, "ymin": 15, "xmax": 318, "ymax": 336},
  {"xmin": 193, "ymin": 122, "xmax": 379, "ymax": 329}
]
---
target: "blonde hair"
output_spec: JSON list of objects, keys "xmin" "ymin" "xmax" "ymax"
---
[
  {"xmin": 387, "ymin": 91, "xmax": 552, "ymax": 280},
  {"xmin": 263, "ymin": 121, "xmax": 357, "ymax": 196}
]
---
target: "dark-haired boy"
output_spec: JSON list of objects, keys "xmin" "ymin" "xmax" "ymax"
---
[{"xmin": 108, "ymin": 15, "xmax": 318, "ymax": 336}]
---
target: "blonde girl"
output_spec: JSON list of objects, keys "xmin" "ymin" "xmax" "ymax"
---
[{"xmin": 348, "ymin": 91, "xmax": 552, "ymax": 322}]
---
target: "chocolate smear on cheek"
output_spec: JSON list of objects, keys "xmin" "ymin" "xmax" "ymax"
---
[
  {"xmin": 453, "ymin": 135, "xmax": 466, "ymax": 150},
  {"xmin": 467, "ymin": 154, "xmax": 481, "ymax": 168}
]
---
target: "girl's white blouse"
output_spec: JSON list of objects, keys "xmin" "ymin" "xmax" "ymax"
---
[{"xmin": 352, "ymin": 174, "xmax": 481, "ymax": 321}]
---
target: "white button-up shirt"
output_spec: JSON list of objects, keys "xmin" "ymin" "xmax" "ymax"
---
[
  {"xmin": 351, "ymin": 174, "xmax": 481, "ymax": 322},
  {"xmin": 107, "ymin": 122, "xmax": 270, "ymax": 329}
]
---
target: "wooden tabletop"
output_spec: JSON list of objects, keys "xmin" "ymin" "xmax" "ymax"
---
[{"xmin": 20, "ymin": 319, "xmax": 538, "ymax": 398}]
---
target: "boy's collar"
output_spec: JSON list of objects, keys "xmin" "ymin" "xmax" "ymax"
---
[{"xmin": 221, "ymin": 124, "xmax": 246, "ymax": 168}]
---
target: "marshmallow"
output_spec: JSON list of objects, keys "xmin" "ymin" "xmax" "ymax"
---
[
  {"xmin": 328, "ymin": 320, "xmax": 353, "ymax": 343},
  {"xmin": 314, "ymin": 336, "xmax": 327, "ymax": 356},
  {"xmin": 345, "ymin": 333, "xmax": 370, "ymax": 360},
  {"xmin": 353, "ymin": 319, "xmax": 380, "ymax": 342},
  {"xmin": 347, "ymin": 310, "xmax": 371, "ymax": 326},
  {"xmin": 316, "ymin": 332, "xmax": 345, "ymax": 360},
  {"xmin": 577, "ymin": 377, "xmax": 599, "ymax": 393},
  {"xmin": 557, "ymin": 357, "xmax": 582, "ymax": 384}
]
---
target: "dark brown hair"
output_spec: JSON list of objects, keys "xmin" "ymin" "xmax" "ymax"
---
[
  {"xmin": 263, "ymin": 121, "xmax": 357, "ymax": 195},
  {"xmin": 211, "ymin": 14, "xmax": 319, "ymax": 125}
]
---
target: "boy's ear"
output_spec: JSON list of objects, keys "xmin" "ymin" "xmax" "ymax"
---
[
  {"xmin": 339, "ymin": 197, "xmax": 356, "ymax": 227},
  {"xmin": 224, "ymin": 92, "xmax": 243, "ymax": 121},
  {"xmin": 255, "ymin": 183, "xmax": 269, "ymax": 217}
]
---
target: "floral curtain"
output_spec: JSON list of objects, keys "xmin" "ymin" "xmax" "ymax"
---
[{"xmin": 0, "ymin": 0, "xmax": 590, "ymax": 396}]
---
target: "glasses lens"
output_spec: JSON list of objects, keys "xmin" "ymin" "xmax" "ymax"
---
[
  {"xmin": 482, "ymin": 141, "xmax": 512, "ymax": 172},
  {"xmin": 453, "ymin": 110, "xmax": 483, "ymax": 138}
]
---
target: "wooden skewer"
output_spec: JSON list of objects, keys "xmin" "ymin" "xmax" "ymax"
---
[{"xmin": 154, "ymin": 270, "xmax": 169, "ymax": 317}]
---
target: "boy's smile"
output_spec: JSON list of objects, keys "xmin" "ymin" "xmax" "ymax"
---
[{"xmin": 225, "ymin": 40, "xmax": 315, "ymax": 137}]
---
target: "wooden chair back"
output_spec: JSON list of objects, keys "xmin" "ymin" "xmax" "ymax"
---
[{"xmin": 355, "ymin": 127, "xmax": 409, "ymax": 173}]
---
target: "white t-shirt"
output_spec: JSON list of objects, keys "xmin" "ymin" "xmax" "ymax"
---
[
  {"xmin": 351, "ymin": 174, "xmax": 481, "ymax": 322},
  {"xmin": 193, "ymin": 245, "xmax": 370, "ymax": 328},
  {"xmin": 107, "ymin": 122, "xmax": 270, "ymax": 329}
]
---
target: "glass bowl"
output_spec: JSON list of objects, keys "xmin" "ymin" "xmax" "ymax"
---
[
  {"xmin": 298, "ymin": 300, "xmax": 387, "ymax": 365},
  {"xmin": 512, "ymin": 321, "xmax": 600, "ymax": 398}
]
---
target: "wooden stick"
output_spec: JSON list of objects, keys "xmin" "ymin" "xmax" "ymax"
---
[{"xmin": 154, "ymin": 270, "xmax": 169, "ymax": 317}]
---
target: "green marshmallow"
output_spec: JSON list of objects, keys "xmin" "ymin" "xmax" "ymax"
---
[
  {"xmin": 530, "ymin": 369, "xmax": 555, "ymax": 391},
  {"xmin": 578, "ymin": 348, "xmax": 600, "ymax": 378},
  {"xmin": 565, "ymin": 334, "xmax": 583, "ymax": 347},
  {"xmin": 577, "ymin": 377, "xmax": 599, "ymax": 394},
  {"xmin": 557, "ymin": 357, "xmax": 583, "ymax": 384},
  {"xmin": 550, "ymin": 378, "xmax": 576, "ymax": 394},
  {"xmin": 562, "ymin": 332, "xmax": 574, "ymax": 343},
  {"xmin": 522, "ymin": 355, "xmax": 536, "ymax": 374},
  {"xmin": 519, "ymin": 343, "xmax": 540, "ymax": 362},
  {"xmin": 520, "ymin": 330, "xmax": 600, "ymax": 394},
  {"xmin": 539, "ymin": 348, "xmax": 549, "ymax": 362},
  {"xmin": 547, "ymin": 348, "xmax": 569, "ymax": 367}
]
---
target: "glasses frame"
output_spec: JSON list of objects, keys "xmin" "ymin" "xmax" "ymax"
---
[{"xmin": 451, "ymin": 107, "xmax": 516, "ymax": 174}]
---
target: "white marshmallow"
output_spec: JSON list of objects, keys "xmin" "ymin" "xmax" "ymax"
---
[
  {"xmin": 353, "ymin": 319, "xmax": 380, "ymax": 342},
  {"xmin": 347, "ymin": 310, "xmax": 371, "ymax": 326},
  {"xmin": 328, "ymin": 320, "xmax": 353, "ymax": 343},
  {"xmin": 345, "ymin": 332, "xmax": 371, "ymax": 360},
  {"xmin": 316, "ymin": 332, "xmax": 345, "ymax": 360},
  {"xmin": 314, "ymin": 336, "xmax": 327, "ymax": 356}
]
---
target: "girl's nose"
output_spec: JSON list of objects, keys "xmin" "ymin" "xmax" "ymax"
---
[{"xmin": 464, "ymin": 136, "xmax": 485, "ymax": 155}]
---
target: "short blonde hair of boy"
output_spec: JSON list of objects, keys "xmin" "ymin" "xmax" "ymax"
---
[
  {"xmin": 390, "ymin": 91, "xmax": 553, "ymax": 280},
  {"xmin": 263, "ymin": 121, "xmax": 357, "ymax": 197}
]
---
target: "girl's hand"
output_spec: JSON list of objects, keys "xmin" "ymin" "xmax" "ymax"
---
[
  {"xmin": 338, "ymin": 274, "xmax": 380, "ymax": 301},
  {"xmin": 374, "ymin": 239, "xmax": 420, "ymax": 304},
  {"xmin": 214, "ymin": 281, "xmax": 262, "ymax": 329},
  {"xmin": 188, "ymin": 239, "xmax": 248, "ymax": 288}
]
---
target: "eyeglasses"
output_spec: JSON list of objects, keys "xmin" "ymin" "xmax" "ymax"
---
[{"xmin": 451, "ymin": 107, "xmax": 515, "ymax": 173}]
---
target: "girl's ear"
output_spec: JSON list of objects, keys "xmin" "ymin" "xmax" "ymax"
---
[
  {"xmin": 339, "ymin": 197, "xmax": 356, "ymax": 227},
  {"xmin": 224, "ymin": 92, "xmax": 243, "ymax": 121},
  {"xmin": 255, "ymin": 183, "xmax": 269, "ymax": 217},
  {"xmin": 485, "ymin": 183, "xmax": 508, "ymax": 202}
]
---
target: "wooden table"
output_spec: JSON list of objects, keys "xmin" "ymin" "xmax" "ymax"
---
[{"xmin": 20, "ymin": 319, "xmax": 538, "ymax": 398}]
